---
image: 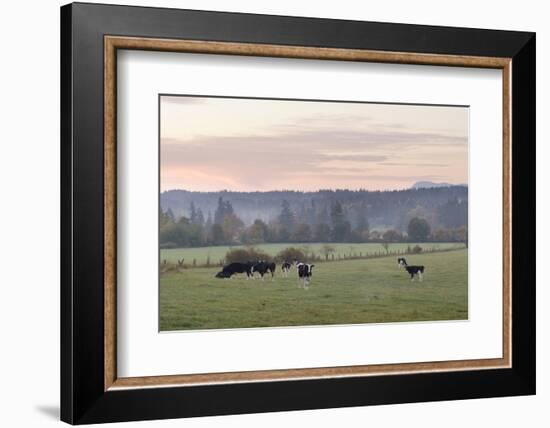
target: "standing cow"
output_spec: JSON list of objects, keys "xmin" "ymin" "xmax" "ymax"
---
[
  {"xmin": 397, "ymin": 257, "xmax": 425, "ymax": 281},
  {"xmin": 296, "ymin": 262, "xmax": 315, "ymax": 289},
  {"xmin": 281, "ymin": 261, "xmax": 292, "ymax": 277}
]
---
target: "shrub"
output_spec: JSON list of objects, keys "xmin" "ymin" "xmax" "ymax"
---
[
  {"xmin": 224, "ymin": 247, "xmax": 272, "ymax": 264},
  {"xmin": 412, "ymin": 245, "xmax": 423, "ymax": 254},
  {"xmin": 382, "ymin": 229, "xmax": 403, "ymax": 242},
  {"xmin": 275, "ymin": 247, "xmax": 307, "ymax": 263}
]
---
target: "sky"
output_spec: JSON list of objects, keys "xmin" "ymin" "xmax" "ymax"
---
[{"xmin": 160, "ymin": 95, "xmax": 468, "ymax": 192}]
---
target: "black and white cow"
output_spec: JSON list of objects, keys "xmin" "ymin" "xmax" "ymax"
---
[
  {"xmin": 296, "ymin": 263, "xmax": 315, "ymax": 289},
  {"xmin": 215, "ymin": 262, "xmax": 253, "ymax": 279},
  {"xmin": 404, "ymin": 265, "xmax": 425, "ymax": 281},
  {"xmin": 397, "ymin": 257, "xmax": 425, "ymax": 281},
  {"xmin": 281, "ymin": 261, "xmax": 292, "ymax": 277},
  {"xmin": 251, "ymin": 261, "xmax": 276, "ymax": 281}
]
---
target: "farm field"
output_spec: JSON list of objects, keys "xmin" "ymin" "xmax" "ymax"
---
[
  {"xmin": 160, "ymin": 248, "xmax": 468, "ymax": 331},
  {"xmin": 160, "ymin": 242, "xmax": 465, "ymax": 266}
]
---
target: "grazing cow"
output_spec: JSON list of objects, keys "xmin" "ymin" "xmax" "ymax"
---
[
  {"xmin": 215, "ymin": 262, "xmax": 253, "ymax": 279},
  {"xmin": 296, "ymin": 263, "xmax": 315, "ymax": 289},
  {"xmin": 404, "ymin": 265, "xmax": 425, "ymax": 281},
  {"xmin": 397, "ymin": 257, "xmax": 407, "ymax": 268},
  {"xmin": 281, "ymin": 261, "xmax": 292, "ymax": 277},
  {"xmin": 251, "ymin": 261, "xmax": 276, "ymax": 281}
]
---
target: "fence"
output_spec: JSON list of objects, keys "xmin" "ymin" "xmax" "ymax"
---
[{"xmin": 159, "ymin": 244, "xmax": 466, "ymax": 274}]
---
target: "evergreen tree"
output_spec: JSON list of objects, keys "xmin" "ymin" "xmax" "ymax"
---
[
  {"xmin": 306, "ymin": 199, "xmax": 317, "ymax": 225},
  {"xmin": 214, "ymin": 197, "xmax": 224, "ymax": 225},
  {"xmin": 330, "ymin": 201, "xmax": 345, "ymax": 228},
  {"xmin": 437, "ymin": 198, "xmax": 468, "ymax": 228},
  {"xmin": 189, "ymin": 202, "xmax": 198, "ymax": 224},
  {"xmin": 278, "ymin": 200, "xmax": 295, "ymax": 231},
  {"xmin": 159, "ymin": 207, "xmax": 173, "ymax": 227},
  {"xmin": 196, "ymin": 208, "xmax": 205, "ymax": 226},
  {"xmin": 224, "ymin": 199, "xmax": 234, "ymax": 216},
  {"xmin": 355, "ymin": 201, "xmax": 369, "ymax": 233},
  {"xmin": 330, "ymin": 201, "xmax": 351, "ymax": 241},
  {"xmin": 214, "ymin": 197, "xmax": 235, "ymax": 225},
  {"xmin": 317, "ymin": 205, "xmax": 330, "ymax": 225},
  {"xmin": 205, "ymin": 211, "xmax": 213, "ymax": 229},
  {"xmin": 166, "ymin": 208, "xmax": 175, "ymax": 222}
]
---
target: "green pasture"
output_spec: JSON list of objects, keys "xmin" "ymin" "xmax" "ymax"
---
[
  {"xmin": 160, "ymin": 248, "xmax": 468, "ymax": 331},
  {"xmin": 160, "ymin": 242, "xmax": 464, "ymax": 266}
]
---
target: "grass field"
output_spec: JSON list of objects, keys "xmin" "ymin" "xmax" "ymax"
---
[
  {"xmin": 160, "ymin": 248, "xmax": 468, "ymax": 331},
  {"xmin": 160, "ymin": 242, "xmax": 464, "ymax": 266}
]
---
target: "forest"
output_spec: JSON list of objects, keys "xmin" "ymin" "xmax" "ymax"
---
[{"xmin": 160, "ymin": 186, "xmax": 468, "ymax": 248}]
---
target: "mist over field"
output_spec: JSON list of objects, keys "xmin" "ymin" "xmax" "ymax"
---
[{"xmin": 161, "ymin": 184, "xmax": 468, "ymax": 233}]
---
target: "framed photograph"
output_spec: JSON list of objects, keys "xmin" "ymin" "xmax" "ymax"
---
[{"xmin": 61, "ymin": 2, "xmax": 535, "ymax": 424}]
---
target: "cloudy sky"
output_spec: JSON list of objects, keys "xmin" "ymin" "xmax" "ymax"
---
[{"xmin": 160, "ymin": 95, "xmax": 468, "ymax": 192}]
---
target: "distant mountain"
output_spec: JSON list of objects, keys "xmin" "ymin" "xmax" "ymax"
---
[{"xmin": 411, "ymin": 181, "xmax": 464, "ymax": 189}]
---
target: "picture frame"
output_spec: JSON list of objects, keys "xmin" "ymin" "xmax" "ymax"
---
[{"xmin": 60, "ymin": 2, "xmax": 535, "ymax": 424}]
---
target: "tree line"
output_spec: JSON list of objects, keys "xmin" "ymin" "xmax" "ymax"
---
[
  {"xmin": 161, "ymin": 186, "xmax": 468, "ymax": 230},
  {"xmin": 160, "ymin": 196, "xmax": 467, "ymax": 248}
]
